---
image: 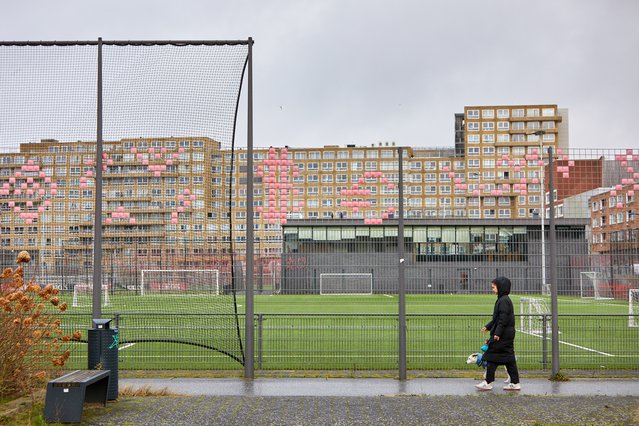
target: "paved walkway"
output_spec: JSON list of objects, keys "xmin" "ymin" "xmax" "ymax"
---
[
  {"xmin": 119, "ymin": 377, "xmax": 639, "ymax": 397},
  {"xmin": 81, "ymin": 378, "xmax": 639, "ymax": 425}
]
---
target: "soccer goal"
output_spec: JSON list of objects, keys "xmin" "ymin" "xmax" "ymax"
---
[
  {"xmin": 519, "ymin": 297, "xmax": 550, "ymax": 335},
  {"xmin": 140, "ymin": 269, "xmax": 220, "ymax": 296},
  {"xmin": 630, "ymin": 289, "xmax": 639, "ymax": 328},
  {"xmin": 72, "ymin": 284, "xmax": 110, "ymax": 308},
  {"xmin": 319, "ymin": 273, "xmax": 373, "ymax": 295},
  {"xmin": 580, "ymin": 271, "xmax": 613, "ymax": 299}
]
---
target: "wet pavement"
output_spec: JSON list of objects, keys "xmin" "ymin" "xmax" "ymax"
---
[
  {"xmin": 120, "ymin": 377, "xmax": 639, "ymax": 397},
  {"xmin": 80, "ymin": 378, "xmax": 639, "ymax": 425}
]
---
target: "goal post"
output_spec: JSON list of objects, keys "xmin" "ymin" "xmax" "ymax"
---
[
  {"xmin": 630, "ymin": 289, "xmax": 639, "ymax": 328},
  {"xmin": 140, "ymin": 269, "xmax": 220, "ymax": 296},
  {"xmin": 319, "ymin": 273, "xmax": 373, "ymax": 295},
  {"xmin": 519, "ymin": 296, "xmax": 551, "ymax": 335},
  {"xmin": 72, "ymin": 284, "xmax": 110, "ymax": 308},
  {"xmin": 580, "ymin": 271, "xmax": 613, "ymax": 299}
]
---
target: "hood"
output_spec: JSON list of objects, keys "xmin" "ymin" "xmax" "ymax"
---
[{"xmin": 493, "ymin": 276, "xmax": 511, "ymax": 297}]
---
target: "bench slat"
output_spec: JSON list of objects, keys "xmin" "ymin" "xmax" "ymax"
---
[{"xmin": 50, "ymin": 370, "xmax": 110, "ymax": 385}]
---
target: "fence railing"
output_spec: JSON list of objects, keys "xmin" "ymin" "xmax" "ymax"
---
[{"xmin": 58, "ymin": 312, "xmax": 639, "ymax": 374}]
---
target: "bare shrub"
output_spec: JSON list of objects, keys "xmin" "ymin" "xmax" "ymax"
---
[{"xmin": 0, "ymin": 251, "xmax": 82, "ymax": 398}]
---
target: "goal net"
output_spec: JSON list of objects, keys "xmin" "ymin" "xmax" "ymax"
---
[
  {"xmin": 141, "ymin": 269, "xmax": 220, "ymax": 296},
  {"xmin": 630, "ymin": 289, "xmax": 639, "ymax": 327},
  {"xmin": 320, "ymin": 273, "xmax": 373, "ymax": 295},
  {"xmin": 72, "ymin": 284, "xmax": 110, "ymax": 308},
  {"xmin": 519, "ymin": 297, "xmax": 550, "ymax": 335},
  {"xmin": 580, "ymin": 271, "xmax": 613, "ymax": 299}
]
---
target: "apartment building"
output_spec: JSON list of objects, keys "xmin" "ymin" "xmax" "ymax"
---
[
  {"xmin": 591, "ymin": 186, "xmax": 638, "ymax": 254},
  {"xmin": 233, "ymin": 104, "xmax": 567, "ymax": 252},
  {"xmin": 0, "ymin": 137, "xmax": 227, "ymax": 281},
  {"xmin": 0, "ymin": 104, "xmax": 569, "ymax": 273}
]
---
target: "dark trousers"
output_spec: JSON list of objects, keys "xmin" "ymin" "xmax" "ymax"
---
[{"xmin": 486, "ymin": 360, "xmax": 519, "ymax": 384}]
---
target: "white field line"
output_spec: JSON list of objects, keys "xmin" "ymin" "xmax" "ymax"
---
[
  {"xmin": 383, "ymin": 294, "xmax": 394, "ymax": 298},
  {"xmin": 118, "ymin": 343, "xmax": 136, "ymax": 351},
  {"xmin": 560, "ymin": 300, "xmax": 625, "ymax": 309},
  {"xmin": 520, "ymin": 330, "xmax": 615, "ymax": 357}
]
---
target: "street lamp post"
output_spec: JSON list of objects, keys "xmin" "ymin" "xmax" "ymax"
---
[{"xmin": 531, "ymin": 130, "xmax": 547, "ymax": 295}]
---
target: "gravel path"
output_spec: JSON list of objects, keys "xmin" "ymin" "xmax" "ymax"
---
[{"xmin": 84, "ymin": 394, "xmax": 639, "ymax": 425}]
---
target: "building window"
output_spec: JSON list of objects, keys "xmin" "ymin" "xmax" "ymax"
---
[
  {"xmin": 468, "ymin": 122, "xmax": 479, "ymax": 131},
  {"xmin": 467, "ymin": 109, "xmax": 479, "ymax": 119},
  {"xmin": 481, "ymin": 109, "xmax": 495, "ymax": 119},
  {"xmin": 365, "ymin": 161, "xmax": 377, "ymax": 170},
  {"xmin": 482, "ymin": 122, "xmax": 494, "ymax": 131},
  {"xmin": 467, "ymin": 134, "xmax": 480, "ymax": 144},
  {"xmin": 497, "ymin": 121, "xmax": 509, "ymax": 131},
  {"xmin": 482, "ymin": 134, "xmax": 495, "ymax": 143},
  {"xmin": 497, "ymin": 109, "xmax": 510, "ymax": 119},
  {"xmin": 482, "ymin": 147, "xmax": 495, "ymax": 156},
  {"xmin": 322, "ymin": 151, "xmax": 335, "ymax": 159}
]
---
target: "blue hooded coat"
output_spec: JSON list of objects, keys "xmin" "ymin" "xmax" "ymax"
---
[{"xmin": 482, "ymin": 276, "xmax": 517, "ymax": 364}]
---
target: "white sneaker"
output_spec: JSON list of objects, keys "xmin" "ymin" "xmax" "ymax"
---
[
  {"xmin": 503, "ymin": 383, "xmax": 521, "ymax": 391},
  {"xmin": 475, "ymin": 380, "xmax": 493, "ymax": 391}
]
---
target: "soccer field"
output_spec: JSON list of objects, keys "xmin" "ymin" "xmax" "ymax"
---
[
  {"xmin": 60, "ymin": 293, "xmax": 638, "ymax": 372},
  {"xmin": 65, "ymin": 292, "xmax": 631, "ymax": 315}
]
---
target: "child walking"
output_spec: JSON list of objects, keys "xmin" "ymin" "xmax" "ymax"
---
[{"xmin": 476, "ymin": 276, "xmax": 521, "ymax": 391}]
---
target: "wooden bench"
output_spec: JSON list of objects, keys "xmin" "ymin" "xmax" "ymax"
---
[{"xmin": 44, "ymin": 369, "xmax": 111, "ymax": 423}]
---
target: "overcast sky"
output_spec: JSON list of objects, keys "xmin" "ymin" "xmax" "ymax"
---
[{"xmin": 1, "ymin": 0, "xmax": 638, "ymax": 150}]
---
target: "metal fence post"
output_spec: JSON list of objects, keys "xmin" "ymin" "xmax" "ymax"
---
[
  {"xmin": 542, "ymin": 314, "xmax": 548, "ymax": 369},
  {"xmin": 92, "ymin": 37, "xmax": 103, "ymax": 320},
  {"xmin": 398, "ymin": 147, "xmax": 406, "ymax": 380},
  {"xmin": 548, "ymin": 147, "xmax": 560, "ymax": 375},
  {"xmin": 257, "ymin": 313, "xmax": 263, "ymax": 370},
  {"xmin": 244, "ymin": 36, "xmax": 255, "ymax": 379}
]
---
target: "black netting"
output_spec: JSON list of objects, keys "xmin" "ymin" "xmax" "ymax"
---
[{"xmin": 0, "ymin": 41, "xmax": 249, "ymax": 366}]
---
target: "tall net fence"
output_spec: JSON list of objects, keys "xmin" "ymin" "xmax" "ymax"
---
[
  {"xmin": 0, "ymin": 40, "xmax": 249, "ymax": 366},
  {"xmin": 260, "ymin": 147, "xmax": 639, "ymax": 305}
]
